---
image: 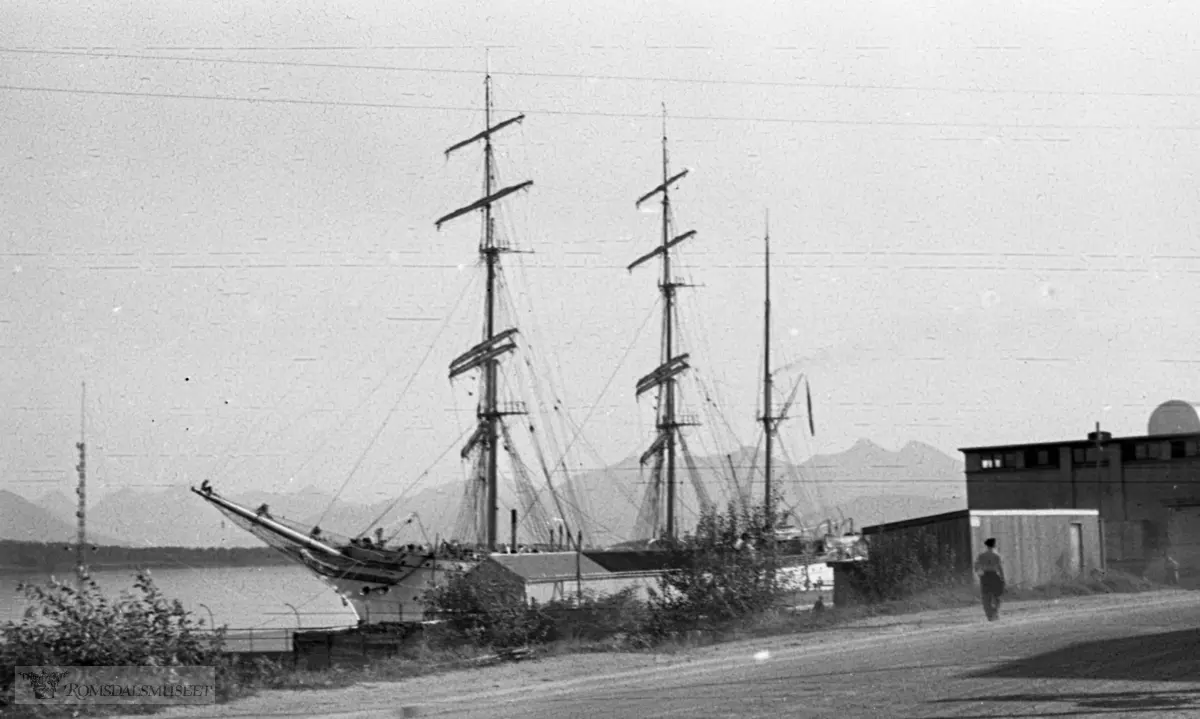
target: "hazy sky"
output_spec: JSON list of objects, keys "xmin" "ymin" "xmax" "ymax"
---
[{"xmin": 4, "ymin": 0, "xmax": 1200, "ymax": 508}]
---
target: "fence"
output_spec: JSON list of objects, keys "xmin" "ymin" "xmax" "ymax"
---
[{"xmin": 213, "ymin": 625, "xmax": 347, "ymax": 654}]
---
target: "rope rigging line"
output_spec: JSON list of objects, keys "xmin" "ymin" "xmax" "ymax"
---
[
  {"xmin": 546, "ymin": 402, "xmax": 643, "ymax": 519},
  {"xmin": 354, "ymin": 422, "xmax": 476, "ymax": 537},
  {"xmin": 204, "ymin": 355, "xmax": 316, "ymax": 482},
  {"xmin": 777, "ymin": 435, "xmax": 827, "ymax": 526},
  {"xmin": 207, "ymin": 262, "xmax": 423, "ymax": 488},
  {"xmin": 670, "ymin": 310, "xmax": 748, "ymax": 509},
  {"xmin": 500, "ymin": 348, "xmax": 599, "ymax": 543},
  {"xmin": 289, "ymin": 269, "xmax": 481, "ymax": 494},
  {"xmin": 676, "ymin": 431, "xmax": 715, "ymax": 516},
  {"xmin": 496, "ymin": 259, "xmax": 593, "ymax": 524},
  {"xmin": 633, "ymin": 452, "xmax": 664, "ymax": 540},
  {"xmin": 313, "ymin": 272, "xmax": 481, "ymax": 526},
  {"xmin": 510, "ymin": 356, "xmax": 590, "ymax": 543},
  {"xmin": 550, "ymin": 297, "xmax": 661, "ymax": 472}
]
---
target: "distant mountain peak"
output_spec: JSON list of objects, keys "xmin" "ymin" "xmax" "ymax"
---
[
  {"xmin": 844, "ymin": 438, "xmax": 893, "ymax": 459},
  {"xmin": 899, "ymin": 439, "xmax": 963, "ymax": 467},
  {"xmin": 0, "ymin": 490, "xmax": 122, "ymax": 546},
  {"xmin": 851, "ymin": 438, "xmax": 886, "ymax": 451}
]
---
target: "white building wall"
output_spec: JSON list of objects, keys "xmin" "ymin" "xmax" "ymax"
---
[{"xmin": 523, "ymin": 571, "xmax": 664, "ymax": 604}]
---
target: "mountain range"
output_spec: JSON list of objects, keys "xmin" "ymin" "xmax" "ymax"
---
[
  {"xmin": 0, "ymin": 490, "xmax": 123, "ymax": 547},
  {"xmin": 2, "ymin": 439, "xmax": 966, "ymax": 548}
]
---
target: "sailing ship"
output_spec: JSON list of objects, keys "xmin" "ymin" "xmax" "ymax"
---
[
  {"xmin": 192, "ymin": 73, "xmax": 543, "ymax": 624},
  {"xmin": 192, "ymin": 79, "xmax": 836, "ymax": 624}
]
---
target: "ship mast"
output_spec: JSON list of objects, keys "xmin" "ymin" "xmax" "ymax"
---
[
  {"xmin": 629, "ymin": 107, "xmax": 698, "ymax": 541},
  {"xmin": 759, "ymin": 214, "xmax": 815, "ymax": 534},
  {"xmin": 436, "ymin": 72, "xmax": 531, "ymax": 552}
]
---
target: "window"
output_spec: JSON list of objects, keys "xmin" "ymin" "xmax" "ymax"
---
[
  {"xmin": 1172, "ymin": 441, "xmax": 1187, "ymax": 458},
  {"xmin": 1188, "ymin": 441, "xmax": 1198, "ymax": 457},
  {"xmin": 1025, "ymin": 448, "xmax": 1059, "ymax": 468},
  {"xmin": 1073, "ymin": 448, "xmax": 1087, "ymax": 464},
  {"xmin": 980, "ymin": 452, "xmax": 1005, "ymax": 470},
  {"xmin": 1004, "ymin": 452, "xmax": 1019, "ymax": 468},
  {"xmin": 1136, "ymin": 443, "xmax": 1148, "ymax": 460}
]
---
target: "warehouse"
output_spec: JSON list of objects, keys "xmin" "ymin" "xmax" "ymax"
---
[{"xmin": 960, "ymin": 400, "xmax": 1200, "ymax": 581}]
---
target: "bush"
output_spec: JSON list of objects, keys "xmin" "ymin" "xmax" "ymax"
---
[
  {"xmin": 542, "ymin": 588, "xmax": 649, "ymax": 646},
  {"xmin": 845, "ymin": 530, "xmax": 962, "ymax": 602},
  {"xmin": 0, "ymin": 571, "xmax": 225, "ymax": 706},
  {"xmin": 421, "ymin": 571, "xmax": 554, "ymax": 650},
  {"xmin": 643, "ymin": 503, "xmax": 784, "ymax": 636}
]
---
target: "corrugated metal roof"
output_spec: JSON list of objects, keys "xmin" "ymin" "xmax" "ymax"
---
[
  {"xmin": 488, "ymin": 552, "xmax": 608, "ymax": 580},
  {"xmin": 585, "ymin": 550, "xmax": 680, "ymax": 573}
]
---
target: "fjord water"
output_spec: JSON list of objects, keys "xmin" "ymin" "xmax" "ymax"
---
[{"xmin": 0, "ymin": 565, "xmax": 357, "ymax": 630}]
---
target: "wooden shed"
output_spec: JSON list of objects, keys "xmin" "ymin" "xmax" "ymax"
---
[
  {"xmin": 830, "ymin": 509, "xmax": 1104, "ymax": 607},
  {"xmin": 859, "ymin": 508, "xmax": 1104, "ymax": 589}
]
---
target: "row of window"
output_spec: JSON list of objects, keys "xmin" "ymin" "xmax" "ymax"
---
[
  {"xmin": 971, "ymin": 439, "xmax": 1200, "ymax": 471},
  {"xmin": 977, "ymin": 449, "xmax": 1056, "ymax": 470}
]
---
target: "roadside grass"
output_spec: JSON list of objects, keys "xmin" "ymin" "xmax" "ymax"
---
[
  {"xmin": 2, "ymin": 569, "xmax": 1169, "ymax": 719},
  {"xmin": 229, "ymin": 568, "xmax": 1170, "ymax": 694},
  {"xmin": 1, "ymin": 509, "xmax": 1172, "ymax": 719}
]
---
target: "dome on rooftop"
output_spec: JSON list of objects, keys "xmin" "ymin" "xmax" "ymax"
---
[{"xmin": 1148, "ymin": 400, "xmax": 1200, "ymax": 436}]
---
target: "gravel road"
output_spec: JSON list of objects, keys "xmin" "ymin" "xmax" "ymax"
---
[{"xmin": 135, "ymin": 590, "xmax": 1200, "ymax": 719}]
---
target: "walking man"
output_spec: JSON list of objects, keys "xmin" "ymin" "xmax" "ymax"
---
[{"xmin": 975, "ymin": 537, "xmax": 1005, "ymax": 621}]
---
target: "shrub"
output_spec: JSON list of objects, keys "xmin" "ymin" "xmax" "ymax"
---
[
  {"xmin": 542, "ymin": 588, "xmax": 649, "ymax": 644},
  {"xmin": 421, "ymin": 571, "xmax": 554, "ymax": 650},
  {"xmin": 845, "ymin": 530, "xmax": 962, "ymax": 602},
  {"xmin": 2, "ymin": 571, "xmax": 225, "ymax": 666},
  {"xmin": 0, "ymin": 571, "xmax": 225, "ymax": 706},
  {"xmin": 644, "ymin": 503, "xmax": 784, "ymax": 636}
]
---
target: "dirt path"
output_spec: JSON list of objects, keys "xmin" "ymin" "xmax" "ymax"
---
[{"xmin": 134, "ymin": 591, "xmax": 1200, "ymax": 718}]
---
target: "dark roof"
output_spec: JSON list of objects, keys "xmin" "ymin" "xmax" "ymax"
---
[
  {"xmin": 862, "ymin": 509, "xmax": 970, "ymax": 534},
  {"xmin": 958, "ymin": 431, "xmax": 1200, "ymax": 454},
  {"xmin": 488, "ymin": 552, "xmax": 608, "ymax": 580},
  {"xmin": 584, "ymin": 549, "xmax": 680, "ymax": 573}
]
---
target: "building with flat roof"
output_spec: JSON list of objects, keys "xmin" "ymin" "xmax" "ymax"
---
[{"xmin": 959, "ymin": 400, "xmax": 1200, "ymax": 578}]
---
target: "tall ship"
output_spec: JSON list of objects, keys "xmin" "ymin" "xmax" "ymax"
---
[
  {"xmin": 193, "ymin": 73, "xmax": 547, "ymax": 624},
  {"xmin": 192, "ymin": 80, "xmax": 843, "ymax": 624}
]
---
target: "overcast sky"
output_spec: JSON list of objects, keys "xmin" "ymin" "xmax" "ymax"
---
[{"xmin": 4, "ymin": 0, "xmax": 1200, "ymax": 507}]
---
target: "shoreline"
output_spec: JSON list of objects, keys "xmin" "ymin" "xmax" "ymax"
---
[{"xmin": 0, "ymin": 540, "xmax": 291, "ymax": 576}]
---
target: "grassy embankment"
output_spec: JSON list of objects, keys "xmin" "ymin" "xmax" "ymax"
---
[{"xmin": 0, "ymin": 508, "xmax": 1171, "ymax": 717}]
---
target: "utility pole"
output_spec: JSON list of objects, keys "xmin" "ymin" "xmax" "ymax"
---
[
  {"xmin": 75, "ymin": 381, "xmax": 88, "ymax": 590},
  {"xmin": 762, "ymin": 211, "xmax": 775, "ymax": 533},
  {"xmin": 1094, "ymin": 421, "xmax": 1104, "ymax": 512}
]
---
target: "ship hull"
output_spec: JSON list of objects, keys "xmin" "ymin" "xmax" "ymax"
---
[
  {"xmin": 191, "ymin": 487, "xmax": 475, "ymax": 625},
  {"xmin": 296, "ymin": 548, "xmax": 472, "ymax": 623}
]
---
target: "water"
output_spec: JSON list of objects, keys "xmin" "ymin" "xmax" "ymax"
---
[{"xmin": 0, "ymin": 565, "xmax": 358, "ymax": 633}]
